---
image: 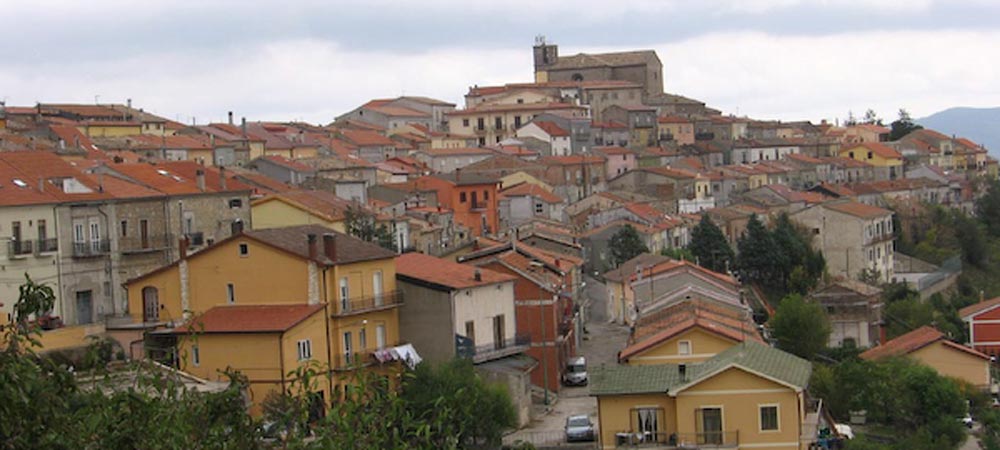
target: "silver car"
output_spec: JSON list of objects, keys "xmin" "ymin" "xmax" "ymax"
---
[
  {"xmin": 562, "ymin": 356, "xmax": 588, "ymax": 386},
  {"xmin": 565, "ymin": 414, "xmax": 595, "ymax": 442}
]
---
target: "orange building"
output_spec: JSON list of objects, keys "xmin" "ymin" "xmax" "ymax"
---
[{"xmin": 414, "ymin": 173, "xmax": 499, "ymax": 237}]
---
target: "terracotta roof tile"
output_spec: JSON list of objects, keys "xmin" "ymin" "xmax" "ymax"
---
[
  {"xmin": 531, "ymin": 121, "xmax": 570, "ymax": 137},
  {"xmin": 338, "ymin": 129, "xmax": 396, "ymax": 147},
  {"xmin": 500, "ymin": 183, "xmax": 563, "ymax": 204},
  {"xmin": 396, "ymin": 252, "xmax": 515, "ymax": 290},
  {"xmin": 245, "ymin": 224, "xmax": 396, "ymax": 265},
  {"xmin": 843, "ymin": 142, "xmax": 902, "ymax": 160},
  {"xmin": 175, "ymin": 304, "xmax": 325, "ymax": 334},
  {"xmin": 860, "ymin": 326, "xmax": 988, "ymax": 360},
  {"xmin": 960, "ymin": 297, "xmax": 1000, "ymax": 319},
  {"xmin": 824, "ymin": 200, "xmax": 892, "ymax": 219}
]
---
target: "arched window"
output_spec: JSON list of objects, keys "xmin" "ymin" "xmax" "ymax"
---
[
  {"xmin": 572, "ymin": 73, "xmax": 584, "ymax": 82},
  {"xmin": 142, "ymin": 286, "xmax": 159, "ymax": 322}
]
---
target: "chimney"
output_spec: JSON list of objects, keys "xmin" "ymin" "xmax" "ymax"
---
[
  {"xmin": 228, "ymin": 111, "xmax": 234, "ymax": 125},
  {"xmin": 323, "ymin": 233, "xmax": 337, "ymax": 262},
  {"xmin": 307, "ymin": 233, "xmax": 318, "ymax": 260},
  {"xmin": 678, "ymin": 363, "xmax": 687, "ymax": 381},
  {"xmin": 179, "ymin": 236, "xmax": 190, "ymax": 259},
  {"xmin": 127, "ymin": 98, "xmax": 132, "ymax": 109},
  {"xmin": 474, "ymin": 269, "xmax": 482, "ymax": 282},
  {"xmin": 195, "ymin": 169, "xmax": 206, "ymax": 191},
  {"xmin": 38, "ymin": 177, "xmax": 44, "ymax": 192},
  {"xmin": 241, "ymin": 117, "xmax": 247, "ymax": 137},
  {"xmin": 455, "ymin": 167, "xmax": 461, "ymax": 182},
  {"xmin": 878, "ymin": 321, "xmax": 887, "ymax": 345},
  {"xmin": 97, "ymin": 171, "xmax": 104, "ymax": 193},
  {"xmin": 219, "ymin": 166, "xmax": 227, "ymax": 190}
]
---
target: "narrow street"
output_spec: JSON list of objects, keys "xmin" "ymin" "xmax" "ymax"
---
[{"xmin": 504, "ymin": 275, "xmax": 629, "ymax": 447}]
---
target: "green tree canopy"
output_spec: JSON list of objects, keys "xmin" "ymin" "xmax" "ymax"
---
[
  {"xmin": 888, "ymin": 108, "xmax": 923, "ymax": 141},
  {"xmin": 736, "ymin": 214, "xmax": 786, "ymax": 287},
  {"xmin": 976, "ymin": 180, "xmax": 1000, "ymax": 238},
  {"xmin": 609, "ymin": 224, "xmax": 649, "ymax": 268},
  {"xmin": 345, "ymin": 204, "xmax": 397, "ymax": 251},
  {"xmin": 768, "ymin": 294, "xmax": 831, "ymax": 360},
  {"xmin": 688, "ymin": 214, "xmax": 734, "ymax": 273}
]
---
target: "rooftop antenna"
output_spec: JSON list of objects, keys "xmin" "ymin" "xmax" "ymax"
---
[
  {"xmin": 535, "ymin": 35, "xmax": 546, "ymax": 45},
  {"xmin": 94, "ymin": 94, "xmax": 101, "ymax": 105}
]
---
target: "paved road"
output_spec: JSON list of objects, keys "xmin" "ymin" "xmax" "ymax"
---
[{"xmin": 505, "ymin": 276, "xmax": 629, "ymax": 446}]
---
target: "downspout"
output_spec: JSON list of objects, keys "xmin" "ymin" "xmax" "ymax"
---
[
  {"xmin": 322, "ymin": 266, "xmax": 333, "ymax": 399},
  {"xmin": 279, "ymin": 331, "xmax": 286, "ymax": 392}
]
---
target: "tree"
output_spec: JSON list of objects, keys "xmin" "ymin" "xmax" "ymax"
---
[
  {"xmin": 687, "ymin": 214, "xmax": 734, "ymax": 273},
  {"xmin": 736, "ymin": 214, "xmax": 785, "ymax": 288},
  {"xmin": 768, "ymin": 294, "xmax": 831, "ymax": 360},
  {"xmin": 889, "ymin": 108, "xmax": 923, "ymax": 141},
  {"xmin": 345, "ymin": 204, "xmax": 397, "ymax": 251},
  {"xmin": 976, "ymin": 180, "xmax": 1000, "ymax": 238},
  {"xmin": 609, "ymin": 224, "xmax": 649, "ymax": 268},
  {"xmin": 862, "ymin": 108, "xmax": 883, "ymax": 126},
  {"xmin": 402, "ymin": 359, "xmax": 517, "ymax": 448}
]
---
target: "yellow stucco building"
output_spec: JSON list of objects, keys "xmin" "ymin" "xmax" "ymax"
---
[
  {"xmin": 861, "ymin": 326, "xmax": 991, "ymax": 389},
  {"xmin": 124, "ymin": 224, "xmax": 409, "ymax": 414},
  {"xmin": 592, "ymin": 341, "xmax": 814, "ymax": 450},
  {"xmin": 250, "ymin": 191, "xmax": 351, "ymax": 233}
]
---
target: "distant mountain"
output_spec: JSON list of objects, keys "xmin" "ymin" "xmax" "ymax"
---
[{"xmin": 917, "ymin": 107, "xmax": 1000, "ymax": 157}]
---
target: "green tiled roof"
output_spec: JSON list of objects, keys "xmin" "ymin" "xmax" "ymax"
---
[
  {"xmin": 590, "ymin": 341, "xmax": 812, "ymax": 397},
  {"xmin": 589, "ymin": 364, "xmax": 682, "ymax": 396}
]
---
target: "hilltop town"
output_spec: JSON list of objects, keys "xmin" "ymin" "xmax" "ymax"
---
[{"xmin": 2, "ymin": 41, "xmax": 999, "ymax": 450}]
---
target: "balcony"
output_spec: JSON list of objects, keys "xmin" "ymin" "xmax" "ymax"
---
[
  {"xmin": 7, "ymin": 240, "xmax": 33, "ymax": 258},
  {"xmin": 120, "ymin": 235, "xmax": 171, "ymax": 254},
  {"xmin": 332, "ymin": 290, "xmax": 403, "ymax": 317},
  {"xmin": 35, "ymin": 238, "xmax": 58, "ymax": 255},
  {"xmin": 72, "ymin": 240, "xmax": 110, "ymax": 258},
  {"xmin": 470, "ymin": 200, "xmax": 489, "ymax": 210},
  {"xmin": 456, "ymin": 333, "xmax": 531, "ymax": 363},
  {"xmin": 332, "ymin": 342, "xmax": 411, "ymax": 370},
  {"xmin": 614, "ymin": 430, "xmax": 739, "ymax": 448}
]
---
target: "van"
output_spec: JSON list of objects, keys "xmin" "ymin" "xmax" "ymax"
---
[{"xmin": 562, "ymin": 356, "xmax": 588, "ymax": 386}]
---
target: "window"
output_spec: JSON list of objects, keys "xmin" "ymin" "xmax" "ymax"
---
[
  {"xmin": 483, "ymin": 190, "xmax": 489, "ymax": 200},
  {"xmin": 297, "ymin": 339, "xmax": 313, "ymax": 361},
  {"xmin": 494, "ymin": 117, "xmax": 502, "ymax": 129},
  {"xmin": 459, "ymin": 192, "xmax": 467, "ymax": 203},
  {"xmin": 465, "ymin": 320, "xmax": 475, "ymax": 346},
  {"xmin": 226, "ymin": 283, "xmax": 235, "ymax": 304},
  {"xmin": 73, "ymin": 222, "xmax": 85, "ymax": 244},
  {"xmin": 493, "ymin": 314, "xmax": 506, "ymax": 350},
  {"xmin": 462, "ymin": 118, "xmax": 469, "ymax": 127},
  {"xmin": 514, "ymin": 116, "xmax": 522, "ymax": 128},
  {"xmin": 678, "ymin": 340, "xmax": 692, "ymax": 355},
  {"xmin": 228, "ymin": 199, "xmax": 243, "ymax": 208},
  {"xmin": 535, "ymin": 203, "xmax": 544, "ymax": 214},
  {"xmin": 339, "ymin": 277, "xmax": 349, "ymax": 311},
  {"xmin": 867, "ymin": 151, "xmax": 873, "ymax": 159},
  {"xmin": 120, "ymin": 220, "xmax": 128, "ymax": 237},
  {"xmin": 359, "ymin": 328, "xmax": 367, "ymax": 350},
  {"xmin": 89, "ymin": 220, "xmax": 101, "ymax": 251},
  {"xmin": 343, "ymin": 332, "xmax": 353, "ymax": 363},
  {"xmin": 238, "ymin": 243, "xmax": 249, "ymax": 256},
  {"xmin": 182, "ymin": 211, "xmax": 194, "ymax": 234},
  {"xmin": 476, "ymin": 118, "xmax": 485, "ymax": 131},
  {"xmin": 192, "ymin": 345, "xmax": 200, "ymax": 366},
  {"xmin": 11, "ymin": 221, "xmax": 21, "ymax": 242},
  {"xmin": 849, "ymin": 151, "xmax": 855, "ymax": 159},
  {"xmin": 376, "ymin": 324, "xmax": 386, "ymax": 349},
  {"xmin": 759, "ymin": 405, "xmax": 779, "ymax": 431}
]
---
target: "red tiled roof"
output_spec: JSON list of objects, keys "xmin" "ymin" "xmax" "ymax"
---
[
  {"xmin": 540, "ymin": 155, "xmax": 605, "ymax": 165},
  {"xmin": 175, "ymin": 304, "xmax": 325, "ymax": 334},
  {"xmin": 620, "ymin": 309, "xmax": 762, "ymax": 361},
  {"xmin": 657, "ymin": 115, "xmax": 690, "ymax": 124},
  {"xmin": 417, "ymin": 146, "xmax": 493, "ymax": 156},
  {"xmin": 338, "ymin": 129, "xmax": 396, "ymax": 147},
  {"xmin": 960, "ymin": 297, "xmax": 1000, "ymax": 319},
  {"xmin": 824, "ymin": 201, "xmax": 892, "ymax": 219},
  {"xmin": 446, "ymin": 102, "xmax": 587, "ymax": 117},
  {"xmin": 593, "ymin": 146, "xmax": 634, "ymax": 155},
  {"xmin": 861, "ymin": 326, "xmax": 988, "ymax": 361},
  {"xmin": 843, "ymin": 142, "xmax": 902, "ymax": 160},
  {"xmin": 500, "ymin": 183, "xmax": 563, "ymax": 204},
  {"xmin": 254, "ymin": 190, "xmax": 353, "ymax": 222},
  {"xmin": 261, "ymin": 155, "xmax": 316, "ymax": 172},
  {"xmin": 396, "ymin": 252, "xmax": 516, "ymax": 290},
  {"xmin": 531, "ymin": 121, "xmax": 570, "ymax": 137}
]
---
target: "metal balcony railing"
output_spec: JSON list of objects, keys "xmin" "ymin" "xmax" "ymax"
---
[
  {"xmin": 186, "ymin": 232, "xmax": 205, "ymax": 247},
  {"xmin": 7, "ymin": 240, "xmax": 33, "ymax": 257},
  {"xmin": 35, "ymin": 238, "xmax": 58, "ymax": 254},
  {"xmin": 72, "ymin": 240, "xmax": 110, "ymax": 258},
  {"xmin": 614, "ymin": 430, "xmax": 739, "ymax": 448},
  {"xmin": 120, "ymin": 235, "xmax": 171, "ymax": 254},
  {"xmin": 333, "ymin": 290, "xmax": 403, "ymax": 316},
  {"xmin": 471, "ymin": 200, "xmax": 489, "ymax": 210},
  {"xmin": 333, "ymin": 342, "xmax": 406, "ymax": 369},
  {"xmin": 457, "ymin": 333, "xmax": 531, "ymax": 363}
]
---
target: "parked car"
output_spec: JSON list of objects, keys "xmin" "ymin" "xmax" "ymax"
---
[
  {"xmin": 562, "ymin": 356, "xmax": 588, "ymax": 386},
  {"xmin": 565, "ymin": 415, "xmax": 595, "ymax": 442},
  {"xmin": 960, "ymin": 413, "xmax": 974, "ymax": 429}
]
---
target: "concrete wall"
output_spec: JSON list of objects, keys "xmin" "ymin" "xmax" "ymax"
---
[{"xmin": 397, "ymin": 281, "xmax": 456, "ymax": 363}]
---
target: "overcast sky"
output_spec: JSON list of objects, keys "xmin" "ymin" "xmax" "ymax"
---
[{"xmin": 2, "ymin": 0, "xmax": 998, "ymax": 125}]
